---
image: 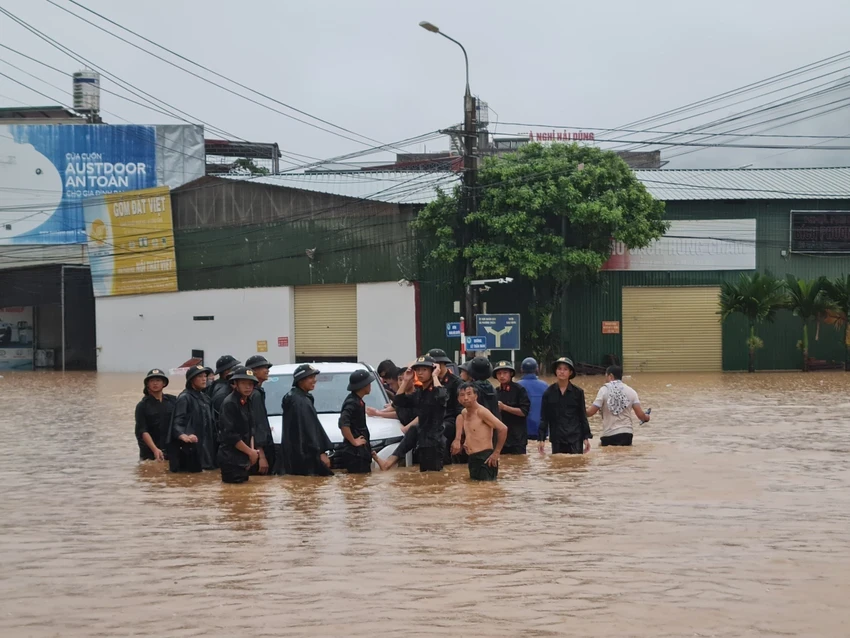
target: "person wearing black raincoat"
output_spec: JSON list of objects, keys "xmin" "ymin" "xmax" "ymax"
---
[
  {"xmin": 493, "ymin": 360, "xmax": 531, "ymax": 454},
  {"xmin": 538, "ymin": 357, "xmax": 592, "ymax": 455},
  {"xmin": 245, "ymin": 355, "xmax": 275, "ymax": 476},
  {"xmin": 377, "ymin": 355, "xmax": 447, "ymax": 473},
  {"xmin": 217, "ymin": 366, "xmax": 261, "ymax": 484},
  {"xmin": 207, "ymin": 354, "xmax": 241, "ymax": 420},
  {"xmin": 280, "ymin": 364, "xmax": 334, "ymax": 476},
  {"xmin": 428, "ymin": 348, "xmax": 463, "ymax": 465},
  {"xmin": 134, "ymin": 368, "xmax": 177, "ymax": 461},
  {"xmin": 338, "ymin": 369, "xmax": 375, "ymax": 474},
  {"xmin": 166, "ymin": 363, "xmax": 217, "ymax": 472}
]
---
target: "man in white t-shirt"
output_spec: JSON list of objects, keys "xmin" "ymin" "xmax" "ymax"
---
[{"xmin": 586, "ymin": 365, "xmax": 650, "ymax": 446}]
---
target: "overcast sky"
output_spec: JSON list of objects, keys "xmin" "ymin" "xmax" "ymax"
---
[{"xmin": 2, "ymin": 0, "xmax": 850, "ymax": 169}]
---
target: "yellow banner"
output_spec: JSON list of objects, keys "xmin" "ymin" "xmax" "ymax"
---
[{"xmin": 85, "ymin": 186, "xmax": 178, "ymax": 296}]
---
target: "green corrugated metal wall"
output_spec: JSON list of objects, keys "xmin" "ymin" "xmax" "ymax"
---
[
  {"xmin": 417, "ymin": 198, "xmax": 850, "ymax": 371},
  {"xmin": 662, "ymin": 199, "xmax": 850, "ymax": 280},
  {"xmin": 172, "ymin": 194, "xmax": 850, "ymax": 371},
  {"xmin": 417, "ymin": 261, "xmax": 463, "ymax": 357},
  {"xmin": 175, "ymin": 216, "xmax": 418, "ymax": 290}
]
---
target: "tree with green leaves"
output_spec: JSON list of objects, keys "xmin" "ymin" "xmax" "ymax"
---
[
  {"xmin": 229, "ymin": 158, "xmax": 270, "ymax": 175},
  {"xmin": 717, "ymin": 272, "xmax": 786, "ymax": 373},
  {"xmin": 413, "ymin": 142, "xmax": 668, "ymax": 365},
  {"xmin": 822, "ymin": 275, "xmax": 850, "ymax": 371},
  {"xmin": 783, "ymin": 275, "xmax": 835, "ymax": 372}
]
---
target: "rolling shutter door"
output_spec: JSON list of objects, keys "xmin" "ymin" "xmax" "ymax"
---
[
  {"xmin": 294, "ymin": 285, "xmax": 357, "ymax": 358},
  {"xmin": 622, "ymin": 286, "xmax": 721, "ymax": 372}
]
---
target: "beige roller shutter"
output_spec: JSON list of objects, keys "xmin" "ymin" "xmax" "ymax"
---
[
  {"xmin": 294, "ymin": 284, "xmax": 357, "ymax": 358},
  {"xmin": 622, "ymin": 286, "xmax": 721, "ymax": 372}
]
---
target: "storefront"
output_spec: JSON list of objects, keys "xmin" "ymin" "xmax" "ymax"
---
[{"xmin": 0, "ymin": 265, "xmax": 96, "ymax": 370}]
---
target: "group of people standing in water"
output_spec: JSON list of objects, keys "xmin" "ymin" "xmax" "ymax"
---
[{"xmin": 134, "ymin": 347, "xmax": 650, "ymax": 483}]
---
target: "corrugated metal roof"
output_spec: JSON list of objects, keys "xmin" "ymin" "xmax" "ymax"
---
[
  {"xmin": 221, "ymin": 171, "xmax": 459, "ymax": 204},
  {"xmin": 633, "ymin": 167, "xmax": 850, "ymax": 200},
  {"xmin": 222, "ymin": 166, "xmax": 850, "ymax": 204}
]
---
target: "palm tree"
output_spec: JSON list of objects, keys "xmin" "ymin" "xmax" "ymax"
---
[
  {"xmin": 783, "ymin": 275, "xmax": 835, "ymax": 372},
  {"xmin": 823, "ymin": 275, "xmax": 850, "ymax": 371},
  {"xmin": 718, "ymin": 272, "xmax": 786, "ymax": 373}
]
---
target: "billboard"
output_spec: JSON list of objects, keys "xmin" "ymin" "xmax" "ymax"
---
[
  {"xmin": 604, "ymin": 219, "xmax": 756, "ymax": 271},
  {"xmin": 790, "ymin": 210, "xmax": 850, "ymax": 253},
  {"xmin": 85, "ymin": 186, "xmax": 178, "ymax": 297},
  {"xmin": 0, "ymin": 306, "xmax": 34, "ymax": 370},
  {"xmin": 0, "ymin": 124, "xmax": 204, "ymax": 246}
]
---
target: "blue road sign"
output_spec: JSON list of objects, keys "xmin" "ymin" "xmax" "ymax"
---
[
  {"xmin": 475, "ymin": 314, "xmax": 521, "ymax": 350},
  {"xmin": 465, "ymin": 336, "xmax": 488, "ymax": 351},
  {"xmin": 446, "ymin": 322, "xmax": 461, "ymax": 338}
]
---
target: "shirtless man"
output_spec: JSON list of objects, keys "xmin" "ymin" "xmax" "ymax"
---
[{"xmin": 451, "ymin": 383, "xmax": 508, "ymax": 481}]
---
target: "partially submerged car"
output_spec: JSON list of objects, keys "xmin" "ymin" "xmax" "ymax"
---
[{"xmin": 262, "ymin": 362, "xmax": 406, "ymax": 468}]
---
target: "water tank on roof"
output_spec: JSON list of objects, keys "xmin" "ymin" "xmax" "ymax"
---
[{"xmin": 72, "ymin": 70, "xmax": 100, "ymax": 113}]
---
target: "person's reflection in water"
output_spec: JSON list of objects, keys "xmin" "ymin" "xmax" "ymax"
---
[
  {"xmin": 135, "ymin": 464, "xmax": 221, "ymax": 513},
  {"xmin": 460, "ymin": 477, "xmax": 508, "ymax": 523},
  {"xmin": 215, "ymin": 481, "xmax": 270, "ymax": 533},
  {"xmin": 338, "ymin": 474, "xmax": 375, "ymax": 532},
  {"xmin": 279, "ymin": 476, "xmax": 326, "ymax": 515}
]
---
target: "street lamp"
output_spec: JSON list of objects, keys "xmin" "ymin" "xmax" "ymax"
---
[
  {"xmin": 418, "ymin": 21, "xmax": 470, "ymax": 95},
  {"xmin": 420, "ymin": 20, "xmax": 478, "ymax": 357}
]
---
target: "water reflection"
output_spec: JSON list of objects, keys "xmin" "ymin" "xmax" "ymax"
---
[{"xmin": 2, "ymin": 370, "xmax": 850, "ymax": 637}]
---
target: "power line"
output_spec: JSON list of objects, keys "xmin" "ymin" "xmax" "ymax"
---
[
  {"xmin": 0, "ymin": 166, "xmax": 458, "ymax": 260},
  {"xmin": 0, "ymin": 6, "xmax": 253, "ymax": 143},
  {"xmin": 0, "ymin": 66, "xmax": 254, "ymax": 170},
  {"xmin": 497, "ymin": 122, "xmax": 850, "ymax": 140},
  {"xmin": 48, "ymin": 0, "xmax": 406, "ymax": 153},
  {"xmin": 612, "ymin": 49, "xmax": 850, "ymax": 134},
  {"xmin": 662, "ymin": 93, "xmax": 850, "ymax": 161},
  {"xmin": 0, "ymin": 56, "xmax": 133, "ymax": 123},
  {"xmin": 0, "ymin": 41, "xmax": 321, "ymax": 167},
  {"xmin": 610, "ymin": 67, "xmax": 850, "ymax": 153}
]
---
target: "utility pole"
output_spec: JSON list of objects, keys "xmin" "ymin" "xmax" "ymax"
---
[
  {"xmin": 462, "ymin": 87, "xmax": 477, "ymax": 340},
  {"xmin": 420, "ymin": 21, "xmax": 478, "ymax": 355}
]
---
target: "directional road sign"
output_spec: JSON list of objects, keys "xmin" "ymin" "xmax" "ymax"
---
[
  {"xmin": 465, "ymin": 336, "xmax": 488, "ymax": 351},
  {"xmin": 475, "ymin": 314, "xmax": 521, "ymax": 350},
  {"xmin": 446, "ymin": 322, "xmax": 461, "ymax": 338}
]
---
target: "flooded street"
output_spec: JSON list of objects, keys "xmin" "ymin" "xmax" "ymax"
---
[{"xmin": 2, "ymin": 371, "xmax": 850, "ymax": 637}]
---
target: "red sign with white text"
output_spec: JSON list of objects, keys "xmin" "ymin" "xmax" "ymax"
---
[{"xmin": 529, "ymin": 130, "xmax": 595, "ymax": 142}]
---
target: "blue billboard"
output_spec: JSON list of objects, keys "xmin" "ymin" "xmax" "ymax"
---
[{"xmin": 0, "ymin": 125, "xmax": 158, "ymax": 244}]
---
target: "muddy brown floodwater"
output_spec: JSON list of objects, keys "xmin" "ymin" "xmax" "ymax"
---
[{"xmin": 2, "ymin": 371, "xmax": 850, "ymax": 637}]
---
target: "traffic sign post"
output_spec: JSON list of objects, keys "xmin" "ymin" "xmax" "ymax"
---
[
  {"xmin": 445, "ymin": 322, "xmax": 461, "ymax": 338},
  {"xmin": 460, "ymin": 316, "xmax": 466, "ymax": 362},
  {"xmin": 475, "ymin": 314, "xmax": 521, "ymax": 351}
]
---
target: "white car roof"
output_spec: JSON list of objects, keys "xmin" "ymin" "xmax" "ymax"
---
[{"xmin": 268, "ymin": 362, "xmax": 373, "ymax": 375}]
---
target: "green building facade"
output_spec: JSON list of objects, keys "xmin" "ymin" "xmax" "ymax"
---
[{"xmin": 170, "ymin": 169, "xmax": 850, "ymax": 372}]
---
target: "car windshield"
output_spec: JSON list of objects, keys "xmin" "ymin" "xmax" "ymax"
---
[{"xmin": 264, "ymin": 372, "xmax": 388, "ymax": 415}]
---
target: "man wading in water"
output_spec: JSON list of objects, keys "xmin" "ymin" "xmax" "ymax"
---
[
  {"xmin": 166, "ymin": 364, "xmax": 217, "ymax": 472},
  {"xmin": 493, "ymin": 360, "xmax": 531, "ymax": 455},
  {"xmin": 452, "ymin": 383, "xmax": 508, "ymax": 481},
  {"xmin": 245, "ymin": 355, "xmax": 275, "ymax": 475},
  {"xmin": 338, "ymin": 369, "xmax": 376, "ymax": 474},
  {"xmin": 280, "ymin": 364, "xmax": 334, "ymax": 476},
  {"xmin": 428, "ymin": 348, "xmax": 462, "ymax": 465},
  {"xmin": 217, "ymin": 366, "xmax": 261, "ymax": 484},
  {"xmin": 586, "ymin": 365, "xmax": 650, "ymax": 446},
  {"xmin": 538, "ymin": 357, "xmax": 592, "ymax": 455},
  {"xmin": 375, "ymin": 355, "xmax": 447, "ymax": 472},
  {"xmin": 134, "ymin": 368, "xmax": 177, "ymax": 462}
]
